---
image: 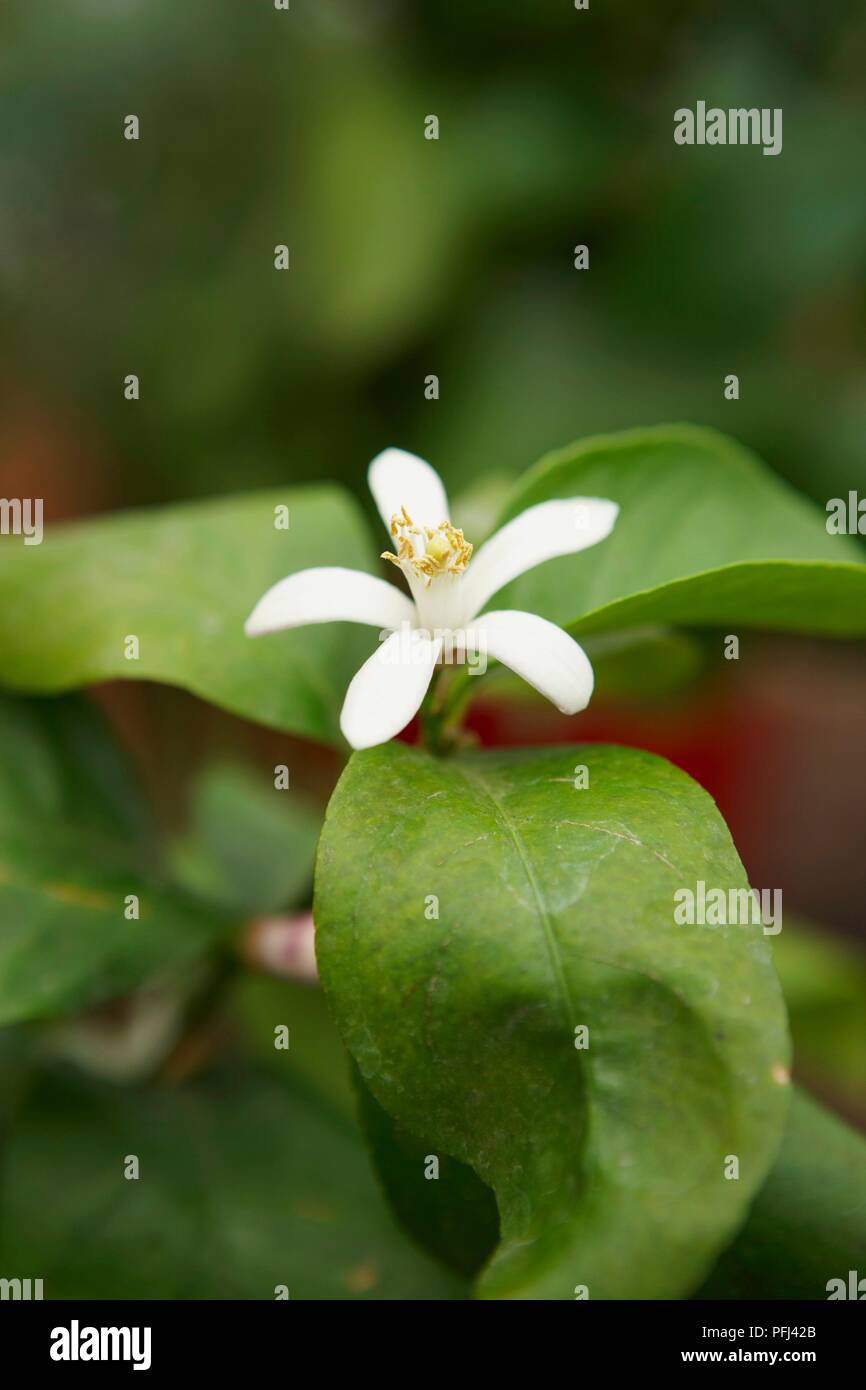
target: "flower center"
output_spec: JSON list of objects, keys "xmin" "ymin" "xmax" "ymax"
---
[{"xmin": 382, "ymin": 507, "xmax": 473, "ymax": 588}]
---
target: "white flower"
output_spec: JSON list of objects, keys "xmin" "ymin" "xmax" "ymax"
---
[{"xmin": 245, "ymin": 449, "xmax": 619, "ymax": 750}]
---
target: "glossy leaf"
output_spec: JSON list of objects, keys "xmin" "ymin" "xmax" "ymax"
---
[
  {"xmin": 492, "ymin": 425, "xmax": 866, "ymax": 637},
  {"xmin": 0, "ymin": 487, "xmax": 377, "ymax": 745},
  {"xmin": 315, "ymin": 741, "xmax": 790, "ymax": 1299},
  {"xmin": 354, "ymin": 1067, "xmax": 499, "ymax": 1279},
  {"xmin": 697, "ymin": 1089, "xmax": 866, "ymax": 1299}
]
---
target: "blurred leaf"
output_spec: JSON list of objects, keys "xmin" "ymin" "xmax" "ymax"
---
[
  {"xmin": 0, "ymin": 1027, "xmax": 35, "ymax": 1130},
  {"xmin": 171, "ymin": 762, "xmax": 321, "ymax": 915},
  {"xmin": 495, "ymin": 425, "xmax": 866, "ymax": 637},
  {"xmin": 582, "ymin": 627, "xmax": 710, "ymax": 700},
  {"xmin": 0, "ymin": 1062, "xmax": 464, "ymax": 1300},
  {"xmin": 0, "ymin": 691, "xmax": 156, "ymax": 855},
  {"xmin": 0, "ymin": 487, "xmax": 377, "ymax": 744},
  {"xmin": 316, "ymin": 741, "xmax": 790, "ymax": 1299},
  {"xmin": 299, "ymin": 63, "xmax": 462, "ymax": 361},
  {"xmin": 0, "ymin": 695, "xmax": 230, "ymax": 1026},
  {"xmin": 773, "ymin": 918, "xmax": 866, "ymax": 1111},
  {"xmin": 230, "ymin": 973, "xmax": 355, "ymax": 1123},
  {"xmin": 451, "ymin": 474, "xmax": 517, "ymax": 546},
  {"xmin": 481, "ymin": 626, "xmax": 709, "ymax": 706},
  {"xmin": 697, "ymin": 1088, "xmax": 866, "ymax": 1300}
]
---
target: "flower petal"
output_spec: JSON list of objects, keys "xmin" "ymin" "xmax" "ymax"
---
[
  {"xmin": 368, "ymin": 448, "xmax": 450, "ymax": 538},
  {"xmin": 461, "ymin": 497, "xmax": 618, "ymax": 620},
  {"xmin": 340, "ymin": 629, "xmax": 442, "ymax": 750},
  {"xmin": 477, "ymin": 609, "xmax": 594, "ymax": 714},
  {"xmin": 245, "ymin": 566, "xmax": 414, "ymax": 637}
]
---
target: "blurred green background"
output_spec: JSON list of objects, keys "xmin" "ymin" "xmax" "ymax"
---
[
  {"xmin": 2, "ymin": 0, "xmax": 865, "ymax": 524},
  {"xmin": 0, "ymin": 0, "xmax": 864, "ymax": 1299}
]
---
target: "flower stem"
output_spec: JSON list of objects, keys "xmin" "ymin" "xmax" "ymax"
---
[{"xmin": 419, "ymin": 668, "xmax": 475, "ymax": 755}]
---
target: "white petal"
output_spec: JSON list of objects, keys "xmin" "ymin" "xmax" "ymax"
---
[
  {"xmin": 245, "ymin": 566, "xmax": 414, "ymax": 637},
  {"xmin": 461, "ymin": 497, "xmax": 618, "ymax": 620},
  {"xmin": 368, "ymin": 448, "xmax": 450, "ymax": 537},
  {"xmin": 477, "ymin": 610, "xmax": 594, "ymax": 714},
  {"xmin": 340, "ymin": 629, "xmax": 442, "ymax": 750}
]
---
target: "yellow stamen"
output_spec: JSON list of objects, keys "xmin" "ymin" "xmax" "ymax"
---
[{"xmin": 382, "ymin": 510, "xmax": 473, "ymax": 586}]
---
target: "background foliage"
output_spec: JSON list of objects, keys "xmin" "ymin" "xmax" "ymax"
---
[{"xmin": 0, "ymin": 0, "xmax": 864, "ymax": 1300}]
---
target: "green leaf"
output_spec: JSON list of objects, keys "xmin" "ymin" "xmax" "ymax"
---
[
  {"xmin": 482, "ymin": 627, "xmax": 709, "ymax": 707},
  {"xmin": 0, "ymin": 695, "xmax": 230, "ymax": 1026},
  {"xmin": 354, "ymin": 1067, "xmax": 499, "ymax": 1279},
  {"xmin": 315, "ymin": 741, "xmax": 790, "ymax": 1300},
  {"xmin": 0, "ymin": 691, "xmax": 157, "ymax": 855},
  {"xmin": 0, "ymin": 1062, "xmax": 464, "ymax": 1300},
  {"xmin": 773, "ymin": 917, "xmax": 866, "ymax": 1114},
  {"xmin": 0, "ymin": 487, "xmax": 377, "ymax": 745},
  {"xmin": 170, "ymin": 762, "xmax": 321, "ymax": 915},
  {"xmin": 237, "ymin": 978, "xmax": 499, "ymax": 1275},
  {"xmin": 697, "ymin": 1089, "xmax": 866, "ymax": 1299},
  {"xmin": 231, "ymin": 973, "xmax": 357, "ymax": 1124},
  {"xmin": 494, "ymin": 425, "xmax": 866, "ymax": 637}
]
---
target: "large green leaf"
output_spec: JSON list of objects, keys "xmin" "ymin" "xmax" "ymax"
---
[
  {"xmin": 697, "ymin": 1089, "xmax": 866, "ymax": 1299},
  {"xmin": 0, "ymin": 1062, "xmax": 463, "ymax": 1300},
  {"xmin": 493, "ymin": 425, "xmax": 866, "ymax": 636},
  {"xmin": 0, "ymin": 487, "xmax": 377, "ymax": 744},
  {"xmin": 0, "ymin": 695, "xmax": 230, "ymax": 1026},
  {"xmin": 315, "ymin": 741, "xmax": 790, "ymax": 1300},
  {"xmin": 354, "ymin": 1066, "xmax": 500, "ymax": 1279}
]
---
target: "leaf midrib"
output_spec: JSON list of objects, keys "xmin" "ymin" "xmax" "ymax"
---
[{"xmin": 452, "ymin": 761, "xmax": 577, "ymax": 1030}]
